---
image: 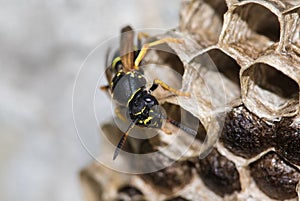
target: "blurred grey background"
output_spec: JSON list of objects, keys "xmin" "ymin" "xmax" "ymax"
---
[{"xmin": 0, "ymin": 1, "xmax": 180, "ymax": 201}]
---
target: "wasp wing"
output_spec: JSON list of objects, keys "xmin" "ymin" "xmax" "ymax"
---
[{"xmin": 120, "ymin": 25, "xmax": 135, "ymax": 72}]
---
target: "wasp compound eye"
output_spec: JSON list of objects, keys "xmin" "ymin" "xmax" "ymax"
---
[
  {"xmin": 143, "ymin": 96, "xmax": 158, "ymax": 107},
  {"xmin": 144, "ymin": 97, "xmax": 152, "ymax": 103}
]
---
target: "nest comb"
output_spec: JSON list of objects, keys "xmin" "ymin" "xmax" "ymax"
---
[{"xmin": 80, "ymin": 0, "xmax": 300, "ymax": 200}]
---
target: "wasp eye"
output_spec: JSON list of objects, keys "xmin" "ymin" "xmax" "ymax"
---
[{"xmin": 144, "ymin": 97, "xmax": 152, "ymax": 103}]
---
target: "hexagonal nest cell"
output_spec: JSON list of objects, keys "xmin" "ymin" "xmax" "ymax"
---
[
  {"xmin": 220, "ymin": 2, "xmax": 282, "ymax": 61},
  {"xmin": 233, "ymin": 3, "xmax": 280, "ymax": 42},
  {"xmin": 242, "ymin": 63, "xmax": 299, "ymax": 119},
  {"xmin": 180, "ymin": 0, "xmax": 227, "ymax": 46}
]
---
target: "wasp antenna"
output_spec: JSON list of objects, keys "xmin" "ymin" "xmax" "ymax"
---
[
  {"xmin": 113, "ymin": 120, "xmax": 136, "ymax": 160},
  {"xmin": 166, "ymin": 118, "xmax": 197, "ymax": 137}
]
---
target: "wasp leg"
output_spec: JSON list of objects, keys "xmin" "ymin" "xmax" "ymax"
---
[
  {"xmin": 138, "ymin": 32, "xmax": 150, "ymax": 40},
  {"xmin": 134, "ymin": 38, "xmax": 184, "ymax": 69},
  {"xmin": 150, "ymin": 79, "xmax": 190, "ymax": 97},
  {"xmin": 100, "ymin": 85, "xmax": 110, "ymax": 91},
  {"xmin": 137, "ymin": 32, "xmax": 150, "ymax": 49},
  {"xmin": 161, "ymin": 127, "xmax": 172, "ymax": 135}
]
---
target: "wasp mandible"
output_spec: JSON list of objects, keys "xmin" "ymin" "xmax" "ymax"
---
[{"xmin": 101, "ymin": 26, "xmax": 196, "ymax": 160}]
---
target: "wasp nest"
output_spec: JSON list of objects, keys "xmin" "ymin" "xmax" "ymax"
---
[{"xmin": 81, "ymin": 0, "xmax": 300, "ymax": 200}]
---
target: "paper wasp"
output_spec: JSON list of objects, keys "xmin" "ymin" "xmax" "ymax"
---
[{"xmin": 101, "ymin": 26, "xmax": 196, "ymax": 160}]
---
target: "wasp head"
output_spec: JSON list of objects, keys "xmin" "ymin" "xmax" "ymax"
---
[{"xmin": 128, "ymin": 90, "xmax": 164, "ymax": 128}]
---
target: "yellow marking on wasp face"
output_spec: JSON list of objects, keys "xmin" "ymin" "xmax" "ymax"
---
[
  {"xmin": 127, "ymin": 88, "xmax": 142, "ymax": 106},
  {"xmin": 134, "ymin": 106, "xmax": 146, "ymax": 116},
  {"xmin": 138, "ymin": 75, "xmax": 143, "ymax": 79},
  {"xmin": 144, "ymin": 116, "xmax": 153, "ymax": 125},
  {"xmin": 139, "ymin": 120, "xmax": 144, "ymax": 124},
  {"xmin": 149, "ymin": 109, "xmax": 154, "ymax": 112},
  {"xmin": 111, "ymin": 57, "xmax": 121, "ymax": 69}
]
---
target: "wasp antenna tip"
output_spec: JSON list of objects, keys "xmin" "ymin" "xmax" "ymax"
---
[{"xmin": 113, "ymin": 149, "xmax": 119, "ymax": 160}]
